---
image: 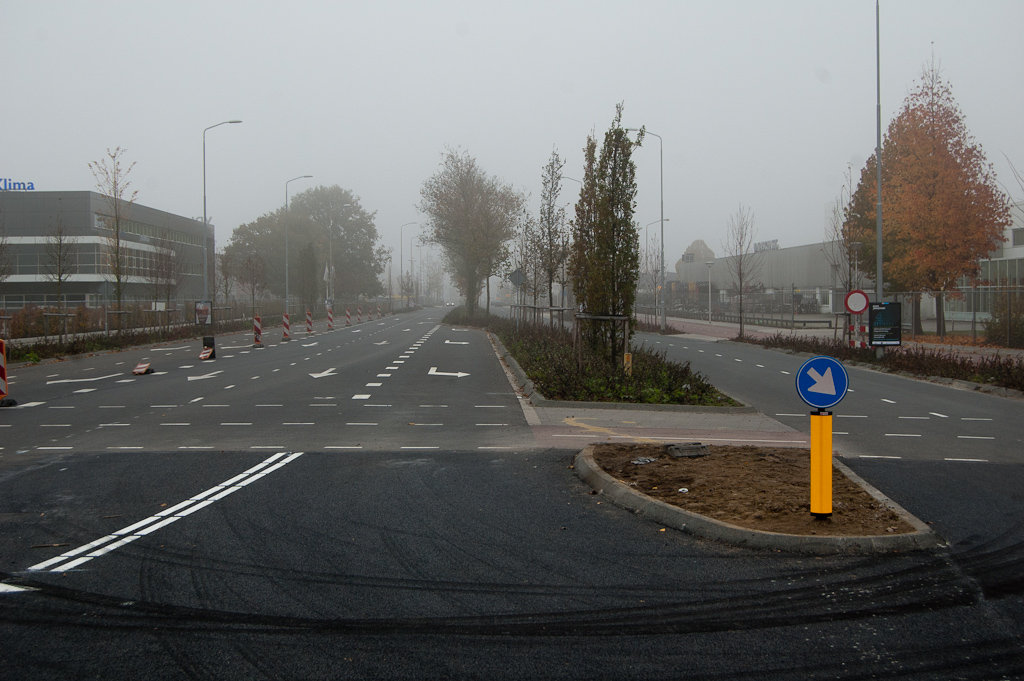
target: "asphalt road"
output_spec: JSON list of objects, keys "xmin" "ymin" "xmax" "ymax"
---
[{"xmin": 1, "ymin": 310, "xmax": 1023, "ymax": 679}]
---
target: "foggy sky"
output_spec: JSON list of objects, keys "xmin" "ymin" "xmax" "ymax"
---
[{"xmin": 3, "ymin": 0, "xmax": 1022, "ymax": 275}]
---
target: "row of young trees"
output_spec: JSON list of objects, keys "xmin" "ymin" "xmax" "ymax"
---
[{"xmin": 418, "ymin": 103, "xmax": 644, "ymax": 364}]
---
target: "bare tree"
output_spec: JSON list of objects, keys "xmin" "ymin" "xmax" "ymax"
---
[
  {"xmin": 43, "ymin": 205, "xmax": 80, "ymax": 338},
  {"xmin": 538, "ymin": 149, "xmax": 569, "ymax": 308},
  {"xmin": 822, "ymin": 166, "xmax": 861, "ymax": 294},
  {"xmin": 238, "ymin": 252, "xmax": 268, "ymax": 312},
  {"xmin": 0, "ymin": 205, "xmax": 13, "ymax": 286},
  {"xmin": 721, "ymin": 203, "xmax": 763, "ymax": 338},
  {"xmin": 217, "ymin": 248, "xmax": 236, "ymax": 304},
  {"xmin": 89, "ymin": 146, "xmax": 138, "ymax": 327},
  {"xmin": 146, "ymin": 237, "xmax": 185, "ymax": 327}
]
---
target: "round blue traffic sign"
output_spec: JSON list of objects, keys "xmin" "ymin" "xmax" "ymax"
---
[{"xmin": 795, "ymin": 355, "xmax": 849, "ymax": 410}]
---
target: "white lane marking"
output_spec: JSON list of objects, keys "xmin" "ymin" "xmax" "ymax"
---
[
  {"xmin": 203, "ymin": 404, "xmax": 230, "ymax": 408},
  {"xmin": 179, "ymin": 446, "xmax": 214, "ymax": 450},
  {"xmin": 310, "ymin": 368, "xmax": 337, "ymax": 379},
  {"xmin": 179, "ymin": 365, "xmax": 195, "ymax": 369},
  {"xmin": 756, "ymin": 364, "xmax": 765, "ymax": 368},
  {"xmin": 364, "ymin": 404, "xmax": 392, "ymax": 407},
  {"xmin": 37, "ymin": 446, "xmax": 73, "ymax": 450},
  {"xmin": 399, "ymin": 355, "xmax": 411, "ymax": 359},
  {"xmin": 410, "ymin": 423, "xmax": 443, "ymax": 426},
  {"xmin": 377, "ymin": 374, "xmax": 392, "ymax": 377},
  {"xmin": 366, "ymin": 382, "xmax": 382, "ymax": 387},
  {"xmin": 224, "ymin": 385, "xmax": 236, "ymax": 390},
  {"xmin": 48, "ymin": 406, "xmax": 75, "ymax": 409},
  {"xmin": 420, "ymin": 404, "xmax": 448, "ymax": 408},
  {"xmin": 400, "ymin": 446, "xmax": 440, "ymax": 450},
  {"xmin": 115, "ymin": 379, "xmax": 136, "ymax": 384},
  {"xmin": 734, "ymin": 358, "xmax": 742, "ymax": 362},
  {"xmin": 187, "ymin": 370, "xmax": 224, "ymax": 382},
  {"xmin": 283, "ymin": 422, "xmax": 314, "ymax": 426},
  {"xmin": 0, "ymin": 583, "xmax": 33, "ymax": 593},
  {"xmin": 885, "ymin": 433, "xmax": 921, "ymax": 437},
  {"xmin": 256, "ymin": 404, "xmax": 283, "ymax": 407},
  {"xmin": 160, "ymin": 423, "xmax": 191, "ymax": 426},
  {"xmin": 930, "ymin": 412, "xmax": 948, "ymax": 418},
  {"xmin": 74, "ymin": 389, "xmax": 98, "ymax": 394},
  {"xmin": 780, "ymin": 370, "xmax": 791, "ymax": 375},
  {"xmin": 347, "ymin": 422, "xmax": 377, "ymax": 426},
  {"xmin": 899, "ymin": 416, "xmax": 929, "ymax": 420},
  {"xmin": 325, "ymin": 446, "xmax": 363, "ymax": 450},
  {"xmin": 352, "ymin": 395, "xmax": 371, "ymax": 400},
  {"xmin": 775, "ymin": 413, "xmax": 803, "ymax": 417},
  {"xmin": 40, "ymin": 424, "xmax": 71, "ymax": 428},
  {"xmin": 860, "ymin": 455, "xmax": 902, "ymax": 459},
  {"xmin": 99, "ymin": 405, "xmax": 125, "ymax": 409},
  {"xmin": 393, "ymin": 360, "xmax": 405, "ymax": 364},
  {"xmin": 475, "ymin": 405, "xmax": 506, "ymax": 408},
  {"xmin": 957, "ymin": 435, "xmax": 995, "ymax": 440},
  {"xmin": 945, "ymin": 458, "xmax": 988, "ymax": 462},
  {"xmin": 479, "ymin": 446, "xmax": 513, "ymax": 450},
  {"xmin": 221, "ymin": 422, "xmax": 252, "ymax": 426},
  {"xmin": 151, "ymin": 404, "xmax": 178, "ymax": 408},
  {"xmin": 309, "ymin": 404, "xmax": 337, "ymax": 407},
  {"xmin": 476, "ymin": 423, "xmax": 508, "ymax": 426},
  {"xmin": 29, "ymin": 452, "xmax": 303, "ymax": 572},
  {"xmin": 386, "ymin": 366, "xmax": 399, "ymax": 370},
  {"xmin": 46, "ymin": 373, "xmax": 123, "ymax": 385},
  {"xmin": 108, "ymin": 446, "xmax": 144, "ymax": 450},
  {"xmin": 961, "ymin": 417, "xmax": 993, "ymax": 421},
  {"xmin": 250, "ymin": 445, "xmax": 285, "ymax": 449},
  {"xmin": 836, "ymin": 414, "xmax": 867, "ymax": 418},
  {"xmin": 98, "ymin": 423, "xmax": 131, "ymax": 427},
  {"xmin": 881, "ymin": 399, "xmax": 896, "ymax": 404},
  {"xmin": 190, "ymin": 397, "xmax": 204, "ymax": 403}
]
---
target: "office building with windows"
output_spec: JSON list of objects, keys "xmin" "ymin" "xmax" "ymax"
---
[{"xmin": 0, "ymin": 190, "xmax": 213, "ymax": 308}]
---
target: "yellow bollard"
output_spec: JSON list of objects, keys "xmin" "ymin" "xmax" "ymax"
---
[{"xmin": 809, "ymin": 410, "xmax": 833, "ymax": 517}]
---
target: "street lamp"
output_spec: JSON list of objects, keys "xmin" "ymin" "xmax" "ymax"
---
[
  {"xmin": 284, "ymin": 174, "xmax": 313, "ymax": 333},
  {"xmin": 202, "ymin": 120, "xmax": 242, "ymax": 300},
  {"xmin": 398, "ymin": 222, "xmax": 417, "ymax": 306},
  {"xmin": 627, "ymin": 128, "xmax": 665, "ymax": 331},
  {"xmin": 706, "ymin": 261, "xmax": 714, "ymax": 324}
]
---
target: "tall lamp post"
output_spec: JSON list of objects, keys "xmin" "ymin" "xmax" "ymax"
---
[
  {"xmin": 284, "ymin": 175, "xmax": 313, "ymax": 329},
  {"xmin": 706, "ymin": 261, "xmax": 714, "ymax": 324},
  {"xmin": 202, "ymin": 120, "xmax": 242, "ymax": 300},
  {"xmin": 398, "ymin": 222, "xmax": 417, "ymax": 306},
  {"xmin": 627, "ymin": 128, "xmax": 665, "ymax": 331}
]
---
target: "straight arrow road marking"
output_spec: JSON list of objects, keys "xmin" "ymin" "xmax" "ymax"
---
[
  {"xmin": 444, "ymin": 340, "xmax": 469, "ymax": 345},
  {"xmin": 428, "ymin": 367, "xmax": 470, "ymax": 378},
  {"xmin": 46, "ymin": 373, "xmax": 122, "ymax": 385},
  {"xmin": 187, "ymin": 370, "xmax": 224, "ymax": 382},
  {"xmin": 310, "ymin": 368, "xmax": 337, "ymax": 379}
]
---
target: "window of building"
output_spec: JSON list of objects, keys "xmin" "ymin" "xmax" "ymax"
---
[{"xmin": 1013, "ymin": 228, "xmax": 1024, "ymax": 247}]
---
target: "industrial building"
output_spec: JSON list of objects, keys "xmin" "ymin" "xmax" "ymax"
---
[{"xmin": 0, "ymin": 190, "xmax": 213, "ymax": 308}]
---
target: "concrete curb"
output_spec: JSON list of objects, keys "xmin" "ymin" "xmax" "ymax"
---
[
  {"xmin": 574, "ymin": 445, "xmax": 946, "ymax": 555},
  {"xmin": 488, "ymin": 332, "xmax": 757, "ymax": 414}
]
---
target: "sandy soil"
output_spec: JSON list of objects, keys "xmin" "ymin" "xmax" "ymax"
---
[{"xmin": 591, "ymin": 443, "xmax": 915, "ymax": 536}]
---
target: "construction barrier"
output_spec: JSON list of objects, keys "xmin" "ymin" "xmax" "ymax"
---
[
  {"xmin": 0, "ymin": 339, "xmax": 8, "ymax": 400},
  {"xmin": 132, "ymin": 362, "xmax": 153, "ymax": 375},
  {"xmin": 306, "ymin": 308, "xmax": 313, "ymax": 335},
  {"xmin": 345, "ymin": 308, "xmax": 351, "ymax": 326},
  {"xmin": 327, "ymin": 307, "xmax": 334, "ymax": 331},
  {"xmin": 254, "ymin": 316, "xmax": 263, "ymax": 347},
  {"xmin": 282, "ymin": 313, "xmax": 291, "ymax": 341},
  {"xmin": 201, "ymin": 336, "xmax": 216, "ymax": 360},
  {"xmin": 357, "ymin": 305, "xmax": 362, "ymax": 323},
  {"xmin": 377, "ymin": 303, "xmax": 382, "ymax": 319}
]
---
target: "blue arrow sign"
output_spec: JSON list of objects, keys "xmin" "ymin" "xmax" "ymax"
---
[{"xmin": 795, "ymin": 355, "xmax": 849, "ymax": 410}]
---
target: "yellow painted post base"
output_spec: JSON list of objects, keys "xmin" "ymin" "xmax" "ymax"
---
[{"xmin": 809, "ymin": 411, "xmax": 833, "ymax": 517}]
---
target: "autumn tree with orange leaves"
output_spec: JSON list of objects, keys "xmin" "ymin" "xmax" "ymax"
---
[{"xmin": 845, "ymin": 58, "xmax": 1011, "ymax": 336}]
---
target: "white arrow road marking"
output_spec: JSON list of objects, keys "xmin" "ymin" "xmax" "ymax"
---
[
  {"xmin": 428, "ymin": 367, "xmax": 470, "ymax": 378},
  {"xmin": 187, "ymin": 370, "xmax": 224, "ymax": 382},
  {"xmin": 374, "ymin": 341, "xmax": 389, "ymax": 345},
  {"xmin": 46, "ymin": 373, "xmax": 122, "ymax": 385},
  {"xmin": 444, "ymin": 340, "xmax": 469, "ymax": 345},
  {"xmin": 806, "ymin": 367, "xmax": 836, "ymax": 395},
  {"xmin": 309, "ymin": 368, "xmax": 337, "ymax": 379},
  {"xmin": 302, "ymin": 342, "xmax": 318, "ymax": 347}
]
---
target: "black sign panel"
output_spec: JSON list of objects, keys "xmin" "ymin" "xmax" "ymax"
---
[{"xmin": 868, "ymin": 302, "xmax": 902, "ymax": 347}]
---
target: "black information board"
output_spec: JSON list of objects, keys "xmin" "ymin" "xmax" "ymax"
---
[{"xmin": 868, "ymin": 301, "xmax": 902, "ymax": 346}]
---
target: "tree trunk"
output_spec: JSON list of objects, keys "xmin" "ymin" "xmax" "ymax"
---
[
  {"xmin": 936, "ymin": 292, "xmax": 945, "ymax": 340},
  {"xmin": 912, "ymin": 295, "xmax": 924, "ymax": 336}
]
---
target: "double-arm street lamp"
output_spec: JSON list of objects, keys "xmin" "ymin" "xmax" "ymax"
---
[
  {"xmin": 202, "ymin": 120, "xmax": 242, "ymax": 300},
  {"xmin": 284, "ymin": 175, "xmax": 313, "ymax": 323},
  {"xmin": 627, "ymin": 128, "xmax": 665, "ymax": 331},
  {"xmin": 398, "ymin": 222, "xmax": 418, "ymax": 305}
]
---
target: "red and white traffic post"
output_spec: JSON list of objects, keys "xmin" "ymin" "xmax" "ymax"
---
[
  {"xmin": 345, "ymin": 308, "xmax": 351, "ymax": 326},
  {"xmin": 0, "ymin": 339, "xmax": 10, "ymax": 406},
  {"xmin": 282, "ymin": 313, "xmax": 291, "ymax": 342},
  {"xmin": 377, "ymin": 303, "xmax": 381, "ymax": 319},
  {"xmin": 844, "ymin": 290, "xmax": 870, "ymax": 348},
  {"xmin": 306, "ymin": 308, "xmax": 314, "ymax": 336},
  {"xmin": 253, "ymin": 315, "xmax": 263, "ymax": 348},
  {"xmin": 357, "ymin": 305, "xmax": 362, "ymax": 323},
  {"xmin": 327, "ymin": 306, "xmax": 334, "ymax": 331}
]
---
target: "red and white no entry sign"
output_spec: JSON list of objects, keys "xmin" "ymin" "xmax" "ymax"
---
[{"xmin": 844, "ymin": 289, "xmax": 870, "ymax": 315}]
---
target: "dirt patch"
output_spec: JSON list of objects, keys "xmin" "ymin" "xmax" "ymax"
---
[{"xmin": 591, "ymin": 443, "xmax": 914, "ymax": 537}]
